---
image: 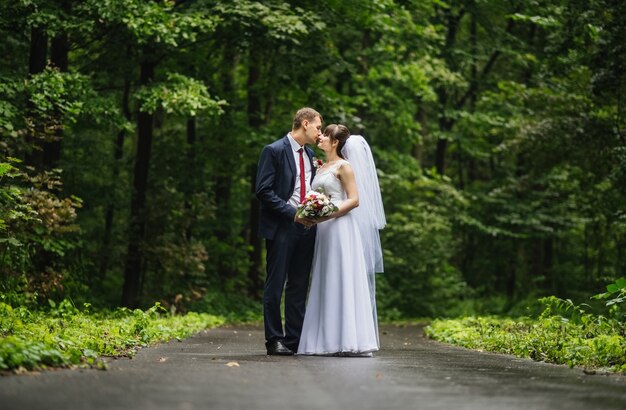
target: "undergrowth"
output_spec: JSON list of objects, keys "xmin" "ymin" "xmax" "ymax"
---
[
  {"xmin": 425, "ymin": 278, "xmax": 626, "ymax": 373},
  {"xmin": 0, "ymin": 299, "xmax": 224, "ymax": 372}
]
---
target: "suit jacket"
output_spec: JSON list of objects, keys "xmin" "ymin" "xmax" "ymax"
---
[{"xmin": 256, "ymin": 135, "xmax": 316, "ymax": 239}]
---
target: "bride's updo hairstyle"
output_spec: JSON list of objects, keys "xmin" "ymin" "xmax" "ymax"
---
[{"xmin": 323, "ymin": 124, "xmax": 351, "ymax": 159}]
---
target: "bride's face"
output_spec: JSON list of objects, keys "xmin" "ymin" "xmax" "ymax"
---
[{"xmin": 317, "ymin": 133, "xmax": 337, "ymax": 153}]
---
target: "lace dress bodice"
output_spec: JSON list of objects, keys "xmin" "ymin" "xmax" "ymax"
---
[{"xmin": 311, "ymin": 160, "xmax": 348, "ymax": 206}]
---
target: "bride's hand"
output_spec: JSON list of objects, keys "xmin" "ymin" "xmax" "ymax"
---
[{"xmin": 295, "ymin": 214, "xmax": 316, "ymax": 227}]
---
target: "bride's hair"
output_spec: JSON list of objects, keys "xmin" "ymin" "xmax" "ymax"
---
[{"xmin": 324, "ymin": 124, "xmax": 351, "ymax": 159}]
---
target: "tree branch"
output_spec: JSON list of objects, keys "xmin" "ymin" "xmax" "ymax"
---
[{"xmin": 455, "ymin": 15, "xmax": 516, "ymax": 110}]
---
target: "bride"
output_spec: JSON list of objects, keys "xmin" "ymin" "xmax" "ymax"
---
[{"xmin": 297, "ymin": 124, "xmax": 386, "ymax": 356}]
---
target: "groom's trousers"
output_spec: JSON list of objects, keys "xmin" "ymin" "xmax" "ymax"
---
[{"xmin": 263, "ymin": 220, "xmax": 316, "ymax": 350}]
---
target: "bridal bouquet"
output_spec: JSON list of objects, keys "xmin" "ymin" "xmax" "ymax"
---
[{"xmin": 296, "ymin": 190, "xmax": 338, "ymax": 219}]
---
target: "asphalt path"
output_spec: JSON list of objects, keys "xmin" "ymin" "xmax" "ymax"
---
[{"xmin": 1, "ymin": 324, "xmax": 625, "ymax": 410}]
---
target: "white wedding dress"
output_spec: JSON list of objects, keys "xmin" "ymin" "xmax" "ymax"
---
[{"xmin": 297, "ymin": 160, "xmax": 379, "ymax": 356}]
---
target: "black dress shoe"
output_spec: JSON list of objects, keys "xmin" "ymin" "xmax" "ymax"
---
[
  {"xmin": 283, "ymin": 341, "xmax": 299, "ymax": 352},
  {"xmin": 265, "ymin": 340, "xmax": 294, "ymax": 356}
]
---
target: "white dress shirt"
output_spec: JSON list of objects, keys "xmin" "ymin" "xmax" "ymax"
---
[{"xmin": 287, "ymin": 133, "xmax": 312, "ymax": 208}]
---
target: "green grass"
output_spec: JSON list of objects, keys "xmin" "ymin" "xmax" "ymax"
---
[
  {"xmin": 425, "ymin": 283, "xmax": 626, "ymax": 374},
  {"xmin": 0, "ymin": 300, "xmax": 225, "ymax": 371},
  {"xmin": 425, "ymin": 311, "xmax": 626, "ymax": 373}
]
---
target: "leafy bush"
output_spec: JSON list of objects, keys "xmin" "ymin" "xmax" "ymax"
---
[
  {"xmin": 424, "ymin": 280, "xmax": 626, "ymax": 373},
  {"xmin": 592, "ymin": 278, "xmax": 626, "ymax": 321},
  {"xmin": 376, "ymin": 151, "xmax": 468, "ymax": 318},
  {"xmin": 0, "ymin": 300, "xmax": 224, "ymax": 371},
  {"xmin": 0, "ymin": 159, "xmax": 84, "ymax": 304},
  {"xmin": 188, "ymin": 289, "xmax": 262, "ymax": 323}
]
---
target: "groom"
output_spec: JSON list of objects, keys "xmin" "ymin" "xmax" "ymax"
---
[{"xmin": 255, "ymin": 107, "xmax": 322, "ymax": 355}]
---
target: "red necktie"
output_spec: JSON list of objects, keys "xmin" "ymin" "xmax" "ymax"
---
[{"xmin": 298, "ymin": 148, "xmax": 306, "ymax": 203}]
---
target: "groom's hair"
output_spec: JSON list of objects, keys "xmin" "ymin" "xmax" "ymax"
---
[{"xmin": 293, "ymin": 107, "xmax": 322, "ymax": 130}]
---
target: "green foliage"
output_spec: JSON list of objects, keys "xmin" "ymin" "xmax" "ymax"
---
[
  {"xmin": 25, "ymin": 68, "xmax": 93, "ymax": 122},
  {"xmin": 0, "ymin": 161, "xmax": 83, "ymax": 303},
  {"xmin": 189, "ymin": 289, "xmax": 262, "ymax": 323},
  {"xmin": 0, "ymin": 300, "xmax": 224, "ymax": 371},
  {"xmin": 213, "ymin": 0, "xmax": 323, "ymax": 42},
  {"xmin": 425, "ymin": 314, "xmax": 626, "ymax": 373},
  {"xmin": 593, "ymin": 278, "xmax": 626, "ymax": 320},
  {"xmin": 376, "ymin": 151, "xmax": 467, "ymax": 318},
  {"xmin": 1, "ymin": 0, "xmax": 625, "ymax": 323},
  {"xmin": 82, "ymin": 0, "xmax": 219, "ymax": 47},
  {"xmin": 425, "ymin": 285, "xmax": 626, "ymax": 373},
  {"xmin": 135, "ymin": 73, "xmax": 227, "ymax": 117}
]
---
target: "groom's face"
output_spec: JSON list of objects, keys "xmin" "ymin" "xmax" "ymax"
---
[{"xmin": 304, "ymin": 117, "xmax": 323, "ymax": 145}]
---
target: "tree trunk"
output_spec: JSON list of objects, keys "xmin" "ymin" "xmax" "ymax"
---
[
  {"xmin": 617, "ymin": 232, "xmax": 625, "ymax": 278},
  {"xmin": 435, "ymin": 85, "xmax": 450, "ymax": 175},
  {"xmin": 434, "ymin": 7, "xmax": 463, "ymax": 176},
  {"xmin": 523, "ymin": 24, "xmax": 537, "ymax": 85},
  {"xmin": 459, "ymin": 10, "xmax": 479, "ymax": 187},
  {"xmin": 470, "ymin": 12, "xmax": 478, "ymax": 108},
  {"xmin": 460, "ymin": 229, "xmax": 476, "ymax": 286},
  {"xmin": 184, "ymin": 117, "xmax": 196, "ymax": 240},
  {"xmin": 435, "ymin": 127, "xmax": 449, "ymax": 175},
  {"xmin": 122, "ymin": 58, "xmax": 155, "ymax": 308},
  {"xmin": 584, "ymin": 222, "xmax": 591, "ymax": 288},
  {"xmin": 209, "ymin": 45, "xmax": 237, "ymax": 278},
  {"xmin": 25, "ymin": 26, "xmax": 48, "ymax": 169},
  {"xmin": 531, "ymin": 237, "xmax": 553, "ymax": 292},
  {"xmin": 544, "ymin": 238, "xmax": 554, "ymax": 293},
  {"xmin": 29, "ymin": 27, "xmax": 47, "ymax": 74},
  {"xmin": 456, "ymin": 138, "xmax": 464, "ymax": 189},
  {"xmin": 43, "ymin": 32, "xmax": 70, "ymax": 170},
  {"xmin": 246, "ymin": 45, "xmax": 264, "ymax": 298},
  {"xmin": 596, "ymin": 221, "xmax": 606, "ymax": 288},
  {"xmin": 100, "ymin": 79, "xmax": 131, "ymax": 281},
  {"xmin": 506, "ymin": 241, "xmax": 522, "ymax": 302},
  {"xmin": 412, "ymin": 107, "xmax": 426, "ymax": 167},
  {"xmin": 455, "ymin": 11, "xmax": 479, "ymax": 189},
  {"xmin": 247, "ymin": 163, "xmax": 262, "ymax": 298}
]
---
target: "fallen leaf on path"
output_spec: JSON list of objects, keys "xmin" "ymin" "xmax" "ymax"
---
[{"xmin": 226, "ymin": 362, "xmax": 240, "ymax": 368}]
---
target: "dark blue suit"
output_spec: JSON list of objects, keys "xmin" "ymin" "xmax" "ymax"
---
[{"xmin": 256, "ymin": 135, "xmax": 316, "ymax": 349}]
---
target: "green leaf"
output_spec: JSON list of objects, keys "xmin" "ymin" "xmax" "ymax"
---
[
  {"xmin": 0, "ymin": 163, "xmax": 14, "ymax": 177},
  {"xmin": 607, "ymin": 284, "xmax": 619, "ymax": 293}
]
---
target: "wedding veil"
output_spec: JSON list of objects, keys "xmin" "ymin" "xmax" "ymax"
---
[
  {"xmin": 341, "ymin": 135, "xmax": 386, "ymax": 343},
  {"xmin": 341, "ymin": 135, "xmax": 386, "ymax": 273}
]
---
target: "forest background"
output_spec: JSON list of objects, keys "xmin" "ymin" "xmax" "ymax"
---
[{"xmin": 1, "ymin": 0, "xmax": 625, "ymax": 325}]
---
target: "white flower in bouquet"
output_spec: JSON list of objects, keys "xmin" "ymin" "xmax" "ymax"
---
[{"xmin": 296, "ymin": 189, "xmax": 339, "ymax": 219}]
